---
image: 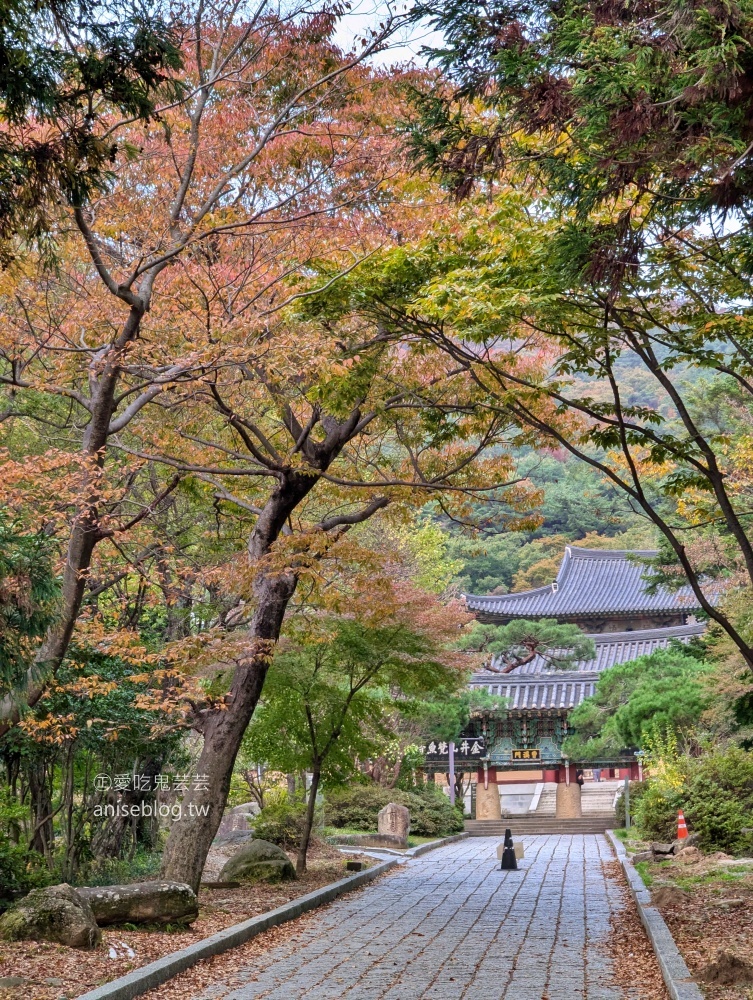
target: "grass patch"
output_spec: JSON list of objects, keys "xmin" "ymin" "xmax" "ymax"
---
[
  {"xmin": 116, "ymin": 920, "xmax": 188, "ymax": 933},
  {"xmin": 321, "ymin": 826, "xmax": 374, "ymax": 838},
  {"xmin": 612, "ymin": 827, "xmax": 651, "ymax": 855},
  {"xmin": 634, "ymin": 861, "xmax": 654, "ymax": 887},
  {"xmin": 660, "ymin": 866, "xmax": 753, "ymax": 891},
  {"xmin": 321, "ymin": 828, "xmax": 441, "ymax": 850}
]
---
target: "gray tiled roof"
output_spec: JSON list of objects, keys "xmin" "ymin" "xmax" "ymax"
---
[
  {"xmin": 472, "ymin": 674, "xmax": 600, "ymax": 711},
  {"xmin": 489, "ymin": 622, "xmax": 704, "ymax": 676},
  {"xmin": 468, "ymin": 621, "xmax": 705, "ymax": 710},
  {"xmin": 464, "ymin": 546, "xmax": 701, "ymax": 621}
]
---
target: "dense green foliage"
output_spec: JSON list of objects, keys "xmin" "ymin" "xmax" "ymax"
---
[
  {"xmin": 0, "ymin": 650, "xmax": 186, "ymax": 893},
  {"xmin": 243, "ymin": 606, "xmax": 466, "ymax": 870},
  {"xmin": 684, "ymin": 747, "xmax": 753, "ymax": 854},
  {"xmin": 633, "ymin": 781, "xmax": 683, "ymax": 844},
  {"xmin": 0, "ymin": 515, "xmax": 58, "ymax": 695},
  {"xmin": 252, "ymin": 801, "xmax": 323, "ymax": 851},
  {"xmin": 324, "ymin": 783, "xmax": 464, "ymax": 837},
  {"xmin": 564, "ymin": 647, "xmax": 711, "ymax": 760},
  {"xmin": 244, "ymin": 615, "xmax": 464, "ymax": 789},
  {"xmin": 623, "ymin": 747, "xmax": 753, "ymax": 852},
  {"xmin": 414, "ymin": 0, "xmax": 753, "ymax": 234},
  {"xmin": 0, "ymin": 824, "xmax": 55, "ymax": 903},
  {"xmin": 444, "ymin": 454, "xmax": 646, "ymax": 596}
]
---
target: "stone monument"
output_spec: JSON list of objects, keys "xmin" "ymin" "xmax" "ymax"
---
[{"xmin": 377, "ymin": 802, "xmax": 410, "ymax": 847}]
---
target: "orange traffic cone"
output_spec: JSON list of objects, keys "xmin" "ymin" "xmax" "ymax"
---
[{"xmin": 677, "ymin": 810, "xmax": 688, "ymax": 840}]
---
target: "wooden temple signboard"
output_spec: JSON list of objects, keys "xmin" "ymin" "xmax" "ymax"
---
[
  {"xmin": 421, "ymin": 735, "xmax": 486, "ymax": 771},
  {"xmin": 511, "ymin": 749, "xmax": 541, "ymax": 761}
]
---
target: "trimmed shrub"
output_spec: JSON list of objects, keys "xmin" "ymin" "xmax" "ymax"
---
[
  {"xmin": 252, "ymin": 800, "xmax": 323, "ymax": 850},
  {"xmin": 325, "ymin": 784, "xmax": 463, "ymax": 837},
  {"xmin": 324, "ymin": 784, "xmax": 393, "ymax": 830}
]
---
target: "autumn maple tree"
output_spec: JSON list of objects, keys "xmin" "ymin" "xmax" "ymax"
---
[
  {"xmin": 0, "ymin": 1, "xmax": 543, "ymax": 889},
  {"xmin": 0, "ymin": 0, "xmax": 413, "ymax": 728},
  {"xmin": 313, "ymin": 190, "xmax": 753, "ymax": 669},
  {"xmin": 151, "ymin": 287, "xmax": 534, "ymax": 887}
]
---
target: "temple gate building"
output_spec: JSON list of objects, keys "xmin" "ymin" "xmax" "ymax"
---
[{"xmin": 459, "ymin": 547, "xmax": 705, "ymax": 828}]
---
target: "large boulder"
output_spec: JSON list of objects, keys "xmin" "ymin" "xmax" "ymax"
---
[
  {"xmin": 377, "ymin": 803, "xmax": 410, "ymax": 846},
  {"xmin": 77, "ymin": 881, "xmax": 198, "ymax": 926},
  {"xmin": 219, "ymin": 839, "xmax": 296, "ymax": 884},
  {"xmin": 0, "ymin": 884, "xmax": 100, "ymax": 949}
]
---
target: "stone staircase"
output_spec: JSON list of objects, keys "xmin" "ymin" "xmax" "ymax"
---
[
  {"xmin": 534, "ymin": 786, "xmax": 556, "ymax": 816},
  {"xmin": 581, "ymin": 780, "xmax": 622, "ymax": 814},
  {"xmin": 466, "ymin": 780, "xmax": 620, "ymax": 836},
  {"xmin": 465, "ymin": 816, "xmax": 615, "ymax": 835}
]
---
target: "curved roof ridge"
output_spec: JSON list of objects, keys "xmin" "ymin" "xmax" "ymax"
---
[
  {"xmin": 462, "ymin": 583, "xmax": 555, "ymax": 606},
  {"xmin": 464, "ymin": 545, "xmax": 702, "ymax": 620},
  {"xmin": 566, "ymin": 546, "xmax": 659, "ymax": 559},
  {"xmin": 590, "ymin": 622, "xmax": 704, "ymax": 643},
  {"xmin": 469, "ymin": 621, "xmax": 706, "ymax": 683}
]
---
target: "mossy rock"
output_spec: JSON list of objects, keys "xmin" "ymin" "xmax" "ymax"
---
[
  {"xmin": 0, "ymin": 883, "xmax": 101, "ymax": 949},
  {"xmin": 77, "ymin": 880, "xmax": 198, "ymax": 926},
  {"xmin": 219, "ymin": 839, "xmax": 296, "ymax": 884}
]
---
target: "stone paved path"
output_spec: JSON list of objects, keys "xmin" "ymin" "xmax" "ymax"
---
[{"xmin": 198, "ymin": 835, "xmax": 635, "ymax": 1000}]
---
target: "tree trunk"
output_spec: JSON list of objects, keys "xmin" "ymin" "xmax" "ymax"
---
[
  {"xmin": 160, "ymin": 470, "xmax": 323, "ymax": 891},
  {"xmin": 296, "ymin": 764, "xmax": 321, "ymax": 876},
  {"xmin": 0, "ymin": 304, "xmax": 145, "ymax": 733},
  {"xmin": 160, "ymin": 568, "xmax": 297, "ymax": 891},
  {"xmin": 91, "ymin": 757, "xmax": 162, "ymax": 859},
  {"xmin": 158, "ymin": 406, "xmax": 381, "ymax": 889},
  {"xmin": 28, "ymin": 761, "xmax": 54, "ymax": 857}
]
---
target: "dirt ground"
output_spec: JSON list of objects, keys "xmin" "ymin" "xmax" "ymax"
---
[
  {"xmin": 643, "ymin": 851, "xmax": 753, "ymax": 999},
  {"xmin": 603, "ymin": 859, "xmax": 670, "ymax": 1000},
  {"xmin": 0, "ymin": 840, "xmax": 372, "ymax": 1000}
]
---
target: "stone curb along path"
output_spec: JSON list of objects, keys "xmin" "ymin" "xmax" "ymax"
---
[
  {"xmin": 606, "ymin": 830, "xmax": 703, "ymax": 1000},
  {"xmin": 75, "ymin": 833, "xmax": 469, "ymax": 1000}
]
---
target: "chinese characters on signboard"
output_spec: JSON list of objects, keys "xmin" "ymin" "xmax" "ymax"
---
[
  {"xmin": 421, "ymin": 735, "xmax": 486, "ymax": 769},
  {"xmin": 511, "ymin": 749, "xmax": 541, "ymax": 761}
]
